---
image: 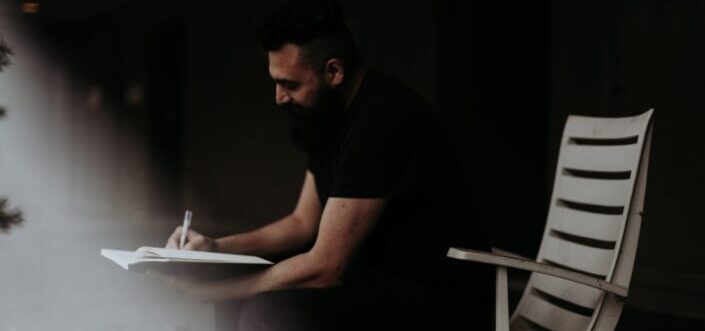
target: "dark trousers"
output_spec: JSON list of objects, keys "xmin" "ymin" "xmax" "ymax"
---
[{"xmin": 215, "ymin": 268, "xmax": 493, "ymax": 331}]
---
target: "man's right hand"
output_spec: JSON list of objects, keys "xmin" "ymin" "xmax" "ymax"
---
[{"xmin": 166, "ymin": 226, "xmax": 218, "ymax": 252}]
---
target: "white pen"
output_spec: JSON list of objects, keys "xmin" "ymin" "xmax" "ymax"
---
[{"xmin": 179, "ymin": 210, "xmax": 192, "ymax": 249}]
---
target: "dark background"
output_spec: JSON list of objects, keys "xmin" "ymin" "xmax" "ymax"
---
[{"xmin": 11, "ymin": 0, "xmax": 705, "ymax": 322}]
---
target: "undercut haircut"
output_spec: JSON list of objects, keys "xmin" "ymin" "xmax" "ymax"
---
[{"xmin": 254, "ymin": 0, "xmax": 359, "ymax": 75}]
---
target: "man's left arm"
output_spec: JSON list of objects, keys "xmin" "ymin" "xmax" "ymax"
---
[{"xmin": 154, "ymin": 197, "xmax": 387, "ymax": 302}]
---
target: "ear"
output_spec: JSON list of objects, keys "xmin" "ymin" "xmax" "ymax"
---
[{"xmin": 324, "ymin": 58, "xmax": 344, "ymax": 87}]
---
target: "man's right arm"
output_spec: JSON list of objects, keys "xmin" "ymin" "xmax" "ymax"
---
[{"xmin": 168, "ymin": 171, "xmax": 322, "ymax": 259}]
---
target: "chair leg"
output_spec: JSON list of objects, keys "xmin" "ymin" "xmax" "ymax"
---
[{"xmin": 496, "ymin": 266, "xmax": 510, "ymax": 331}]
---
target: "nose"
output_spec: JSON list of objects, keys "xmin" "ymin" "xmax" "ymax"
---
[{"xmin": 275, "ymin": 85, "xmax": 291, "ymax": 105}]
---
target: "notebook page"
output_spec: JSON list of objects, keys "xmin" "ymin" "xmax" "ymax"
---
[{"xmin": 135, "ymin": 247, "xmax": 273, "ymax": 265}]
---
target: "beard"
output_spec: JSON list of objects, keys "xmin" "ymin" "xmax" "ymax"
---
[{"xmin": 279, "ymin": 86, "xmax": 345, "ymax": 153}]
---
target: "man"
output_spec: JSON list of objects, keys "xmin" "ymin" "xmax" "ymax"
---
[{"xmin": 160, "ymin": 1, "xmax": 491, "ymax": 330}]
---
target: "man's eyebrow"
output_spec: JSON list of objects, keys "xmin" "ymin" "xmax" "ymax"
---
[{"xmin": 272, "ymin": 78, "xmax": 299, "ymax": 85}]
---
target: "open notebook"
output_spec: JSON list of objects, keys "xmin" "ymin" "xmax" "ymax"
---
[{"xmin": 101, "ymin": 247, "xmax": 273, "ymax": 272}]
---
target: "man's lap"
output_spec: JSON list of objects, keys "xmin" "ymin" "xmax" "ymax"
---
[{"xmin": 216, "ymin": 269, "xmax": 492, "ymax": 331}]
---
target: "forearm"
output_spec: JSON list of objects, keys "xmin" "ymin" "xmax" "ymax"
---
[
  {"xmin": 215, "ymin": 213, "xmax": 316, "ymax": 258},
  {"xmin": 193, "ymin": 250, "xmax": 340, "ymax": 302}
]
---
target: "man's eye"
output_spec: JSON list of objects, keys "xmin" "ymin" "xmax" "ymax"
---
[{"xmin": 284, "ymin": 83, "xmax": 299, "ymax": 90}]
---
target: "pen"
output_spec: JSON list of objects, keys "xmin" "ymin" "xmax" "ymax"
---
[{"xmin": 179, "ymin": 210, "xmax": 192, "ymax": 249}]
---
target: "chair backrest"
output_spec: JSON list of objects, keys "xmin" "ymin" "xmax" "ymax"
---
[{"xmin": 510, "ymin": 109, "xmax": 654, "ymax": 331}]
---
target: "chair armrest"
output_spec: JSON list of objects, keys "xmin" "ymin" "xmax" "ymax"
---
[
  {"xmin": 491, "ymin": 247, "xmax": 532, "ymax": 261},
  {"xmin": 447, "ymin": 247, "xmax": 627, "ymax": 297}
]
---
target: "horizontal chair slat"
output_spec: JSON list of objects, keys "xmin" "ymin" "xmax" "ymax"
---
[
  {"xmin": 549, "ymin": 204, "xmax": 624, "ymax": 242},
  {"xmin": 554, "ymin": 175, "xmax": 632, "ymax": 209},
  {"xmin": 530, "ymin": 273, "xmax": 604, "ymax": 310},
  {"xmin": 564, "ymin": 113, "xmax": 651, "ymax": 139},
  {"xmin": 519, "ymin": 291, "xmax": 593, "ymax": 331},
  {"xmin": 562, "ymin": 144, "xmax": 640, "ymax": 173},
  {"xmin": 541, "ymin": 235, "xmax": 615, "ymax": 277}
]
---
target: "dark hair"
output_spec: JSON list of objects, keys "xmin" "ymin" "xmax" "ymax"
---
[{"xmin": 254, "ymin": 0, "xmax": 359, "ymax": 74}]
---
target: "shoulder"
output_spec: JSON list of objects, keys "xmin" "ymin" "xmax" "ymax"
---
[
  {"xmin": 356, "ymin": 72, "xmax": 432, "ymax": 114},
  {"xmin": 343, "ymin": 72, "xmax": 433, "ymax": 140}
]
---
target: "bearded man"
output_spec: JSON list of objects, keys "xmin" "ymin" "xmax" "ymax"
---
[{"xmin": 161, "ymin": 1, "xmax": 491, "ymax": 330}]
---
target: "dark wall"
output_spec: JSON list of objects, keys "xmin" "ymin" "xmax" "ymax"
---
[
  {"xmin": 179, "ymin": 2, "xmax": 298, "ymax": 227},
  {"xmin": 436, "ymin": 1, "xmax": 550, "ymax": 257}
]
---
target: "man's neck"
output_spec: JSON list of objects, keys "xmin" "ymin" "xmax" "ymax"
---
[{"xmin": 342, "ymin": 67, "xmax": 367, "ymax": 110}]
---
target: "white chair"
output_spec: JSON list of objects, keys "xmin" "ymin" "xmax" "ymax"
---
[{"xmin": 448, "ymin": 109, "xmax": 654, "ymax": 331}]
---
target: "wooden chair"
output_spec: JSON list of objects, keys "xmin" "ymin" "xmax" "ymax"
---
[{"xmin": 448, "ymin": 109, "xmax": 654, "ymax": 331}]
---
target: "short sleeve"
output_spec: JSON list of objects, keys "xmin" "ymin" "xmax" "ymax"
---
[{"xmin": 329, "ymin": 112, "xmax": 417, "ymax": 198}]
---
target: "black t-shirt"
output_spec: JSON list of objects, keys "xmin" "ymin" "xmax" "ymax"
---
[{"xmin": 308, "ymin": 71, "xmax": 490, "ymax": 286}]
